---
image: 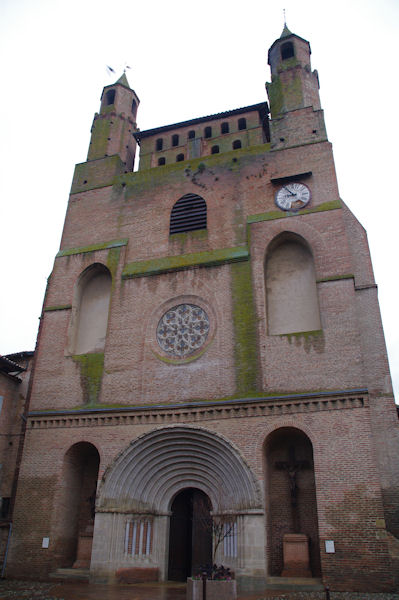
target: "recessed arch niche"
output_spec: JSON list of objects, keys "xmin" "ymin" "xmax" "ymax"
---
[
  {"xmin": 264, "ymin": 427, "xmax": 321, "ymax": 577},
  {"xmin": 72, "ymin": 263, "xmax": 111, "ymax": 355},
  {"xmin": 265, "ymin": 232, "xmax": 321, "ymax": 335},
  {"xmin": 56, "ymin": 442, "xmax": 100, "ymax": 569}
]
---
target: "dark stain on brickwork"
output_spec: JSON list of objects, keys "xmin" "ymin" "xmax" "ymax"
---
[
  {"xmin": 7, "ymin": 475, "xmax": 57, "ymax": 579},
  {"xmin": 323, "ymin": 485, "xmax": 395, "ymax": 591}
]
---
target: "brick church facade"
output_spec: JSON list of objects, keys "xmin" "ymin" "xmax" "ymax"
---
[{"xmin": 6, "ymin": 26, "xmax": 399, "ymax": 591}]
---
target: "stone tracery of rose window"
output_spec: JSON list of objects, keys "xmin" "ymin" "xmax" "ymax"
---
[{"xmin": 156, "ymin": 304, "xmax": 210, "ymax": 358}]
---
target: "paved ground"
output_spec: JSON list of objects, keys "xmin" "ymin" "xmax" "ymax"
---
[{"xmin": 0, "ymin": 580, "xmax": 398, "ymax": 600}]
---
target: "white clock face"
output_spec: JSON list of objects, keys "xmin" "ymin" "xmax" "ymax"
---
[{"xmin": 275, "ymin": 182, "xmax": 311, "ymax": 211}]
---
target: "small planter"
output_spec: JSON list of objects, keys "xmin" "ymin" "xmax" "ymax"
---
[{"xmin": 187, "ymin": 577, "xmax": 237, "ymax": 600}]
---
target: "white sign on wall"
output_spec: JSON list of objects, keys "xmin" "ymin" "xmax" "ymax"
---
[{"xmin": 325, "ymin": 540, "xmax": 335, "ymax": 553}]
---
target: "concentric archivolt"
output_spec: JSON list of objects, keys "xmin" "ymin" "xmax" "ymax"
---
[{"xmin": 98, "ymin": 426, "xmax": 261, "ymax": 513}]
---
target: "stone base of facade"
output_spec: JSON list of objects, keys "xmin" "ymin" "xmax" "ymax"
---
[
  {"xmin": 187, "ymin": 578, "xmax": 237, "ymax": 600},
  {"xmin": 72, "ymin": 525, "xmax": 94, "ymax": 569},
  {"xmin": 281, "ymin": 533, "xmax": 311, "ymax": 578},
  {"xmin": 115, "ymin": 567, "xmax": 160, "ymax": 583}
]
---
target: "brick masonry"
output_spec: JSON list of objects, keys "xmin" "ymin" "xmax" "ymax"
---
[{"xmin": 6, "ymin": 27, "xmax": 399, "ymax": 592}]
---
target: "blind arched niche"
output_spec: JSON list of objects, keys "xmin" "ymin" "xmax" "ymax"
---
[
  {"xmin": 265, "ymin": 233, "xmax": 321, "ymax": 335},
  {"xmin": 73, "ymin": 264, "xmax": 112, "ymax": 354}
]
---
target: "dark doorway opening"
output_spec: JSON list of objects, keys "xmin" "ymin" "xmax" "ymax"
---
[{"xmin": 168, "ymin": 488, "xmax": 212, "ymax": 581}]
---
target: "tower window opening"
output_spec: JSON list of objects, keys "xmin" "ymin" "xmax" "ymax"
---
[
  {"xmin": 172, "ymin": 134, "xmax": 179, "ymax": 147},
  {"xmin": 238, "ymin": 118, "xmax": 246, "ymax": 130},
  {"xmin": 156, "ymin": 138, "xmax": 163, "ymax": 151},
  {"xmin": 158, "ymin": 157, "xmax": 166, "ymax": 166},
  {"xmin": 131, "ymin": 99, "xmax": 137, "ymax": 114},
  {"xmin": 188, "ymin": 130, "xmax": 195, "ymax": 139},
  {"xmin": 105, "ymin": 89, "xmax": 115, "ymax": 105},
  {"xmin": 281, "ymin": 42, "xmax": 294, "ymax": 60},
  {"xmin": 170, "ymin": 193, "xmax": 207, "ymax": 235},
  {"xmin": 221, "ymin": 122, "xmax": 229, "ymax": 134},
  {"xmin": 233, "ymin": 140, "xmax": 242, "ymax": 149},
  {"xmin": 211, "ymin": 145, "xmax": 219, "ymax": 154},
  {"xmin": 176, "ymin": 153, "xmax": 184, "ymax": 162},
  {"xmin": 204, "ymin": 126, "xmax": 212, "ymax": 139}
]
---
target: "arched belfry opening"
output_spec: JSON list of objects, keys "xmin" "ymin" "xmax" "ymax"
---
[
  {"xmin": 105, "ymin": 89, "xmax": 115, "ymax": 105},
  {"xmin": 56, "ymin": 442, "xmax": 100, "ymax": 570},
  {"xmin": 264, "ymin": 428, "xmax": 321, "ymax": 577},
  {"xmin": 168, "ymin": 488, "xmax": 212, "ymax": 581},
  {"xmin": 281, "ymin": 41, "xmax": 295, "ymax": 60}
]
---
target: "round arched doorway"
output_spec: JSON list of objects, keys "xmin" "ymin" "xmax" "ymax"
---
[{"xmin": 168, "ymin": 488, "xmax": 212, "ymax": 581}]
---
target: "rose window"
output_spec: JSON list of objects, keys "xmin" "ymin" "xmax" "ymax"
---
[{"xmin": 156, "ymin": 304, "xmax": 210, "ymax": 358}]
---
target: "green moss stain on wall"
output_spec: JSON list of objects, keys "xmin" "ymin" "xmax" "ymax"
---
[
  {"xmin": 267, "ymin": 67, "xmax": 303, "ymax": 116},
  {"xmin": 72, "ymin": 353, "xmax": 104, "ymax": 405},
  {"xmin": 283, "ymin": 70, "xmax": 303, "ymax": 109},
  {"xmin": 116, "ymin": 143, "xmax": 271, "ymax": 197},
  {"xmin": 122, "ymin": 246, "xmax": 249, "ymax": 279},
  {"xmin": 71, "ymin": 155, "xmax": 125, "ymax": 194},
  {"xmin": 231, "ymin": 260, "xmax": 258, "ymax": 395},
  {"xmin": 57, "ymin": 238, "xmax": 128, "ymax": 258},
  {"xmin": 267, "ymin": 77, "xmax": 284, "ymax": 117},
  {"xmin": 88, "ymin": 117, "xmax": 111, "ymax": 160},
  {"xmin": 169, "ymin": 229, "xmax": 208, "ymax": 254},
  {"xmin": 44, "ymin": 304, "xmax": 72, "ymax": 312},
  {"xmin": 247, "ymin": 199, "xmax": 341, "ymax": 225},
  {"xmin": 106, "ymin": 246, "xmax": 121, "ymax": 289}
]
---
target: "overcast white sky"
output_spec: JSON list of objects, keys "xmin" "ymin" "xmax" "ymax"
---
[{"xmin": 1, "ymin": 0, "xmax": 398, "ymax": 402}]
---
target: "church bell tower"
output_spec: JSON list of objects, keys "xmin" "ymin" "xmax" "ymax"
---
[
  {"xmin": 266, "ymin": 25, "xmax": 327, "ymax": 149},
  {"xmin": 87, "ymin": 73, "xmax": 140, "ymax": 172}
]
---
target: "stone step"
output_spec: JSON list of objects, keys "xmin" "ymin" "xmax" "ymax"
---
[
  {"xmin": 264, "ymin": 577, "xmax": 325, "ymax": 591},
  {"xmin": 49, "ymin": 568, "xmax": 90, "ymax": 581}
]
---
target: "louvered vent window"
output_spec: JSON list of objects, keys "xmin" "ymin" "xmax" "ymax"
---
[{"xmin": 170, "ymin": 193, "xmax": 207, "ymax": 235}]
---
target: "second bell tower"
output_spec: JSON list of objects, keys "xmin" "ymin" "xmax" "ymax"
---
[
  {"xmin": 266, "ymin": 25, "xmax": 327, "ymax": 149},
  {"xmin": 87, "ymin": 73, "xmax": 140, "ymax": 172}
]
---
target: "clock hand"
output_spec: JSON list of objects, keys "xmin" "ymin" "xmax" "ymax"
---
[{"xmin": 283, "ymin": 186, "xmax": 296, "ymax": 197}]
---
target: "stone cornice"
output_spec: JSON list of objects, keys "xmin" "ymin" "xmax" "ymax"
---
[{"xmin": 28, "ymin": 389, "xmax": 368, "ymax": 430}]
